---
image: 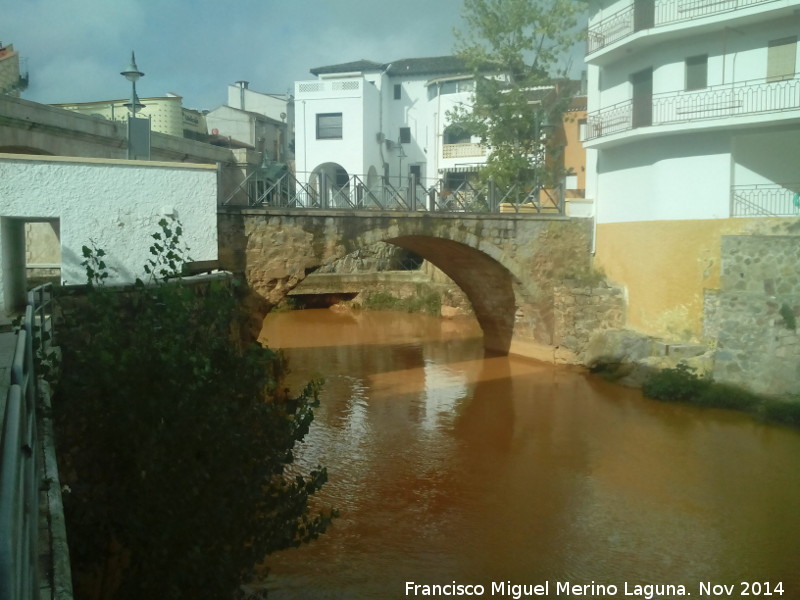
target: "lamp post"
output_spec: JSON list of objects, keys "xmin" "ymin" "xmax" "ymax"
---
[
  {"xmin": 121, "ymin": 51, "xmax": 149, "ymax": 159},
  {"xmin": 121, "ymin": 51, "xmax": 145, "ymax": 117}
]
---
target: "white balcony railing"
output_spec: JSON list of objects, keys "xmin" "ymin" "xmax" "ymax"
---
[
  {"xmin": 442, "ymin": 142, "xmax": 486, "ymax": 159},
  {"xmin": 296, "ymin": 79, "xmax": 362, "ymax": 95},
  {"xmin": 732, "ymin": 183, "xmax": 800, "ymax": 217}
]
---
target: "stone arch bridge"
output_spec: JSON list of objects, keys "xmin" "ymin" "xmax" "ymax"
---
[{"xmin": 218, "ymin": 208, "xmax": 595, "ymax": 357}]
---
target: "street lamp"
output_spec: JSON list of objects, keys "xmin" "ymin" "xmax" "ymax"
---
[
  {"xmin": 121, "ymin": 51, "xmax": 145, "ymax": 116},
  {"xmin": 121, "ymin": 51, "xmax": 149, "ymax": 159}
]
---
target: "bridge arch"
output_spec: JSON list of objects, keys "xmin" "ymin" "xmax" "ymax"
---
[
  {"xmin": 384, "ymin": 235, "xmax": 518, "ymax": 353},
  {"xmin": 218, "ymin": 208, "xmax": 593, "ymax": 355}
]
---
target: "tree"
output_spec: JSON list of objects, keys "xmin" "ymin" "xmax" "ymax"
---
[
  {"xmin": 450, "ymin": 0, "xmax": 585, "ymax": 191},
  {"xmin": 54, "ymin": 219, "xmax": 334, "ymax": 600}
]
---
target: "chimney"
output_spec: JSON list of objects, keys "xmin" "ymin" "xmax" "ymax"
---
[{"xmin": 235, "ymin": 81, "xmax": 249, "ymax": 110}]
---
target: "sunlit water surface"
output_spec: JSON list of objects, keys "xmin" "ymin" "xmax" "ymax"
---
[{"xmin": 257, "ymin": 309, "xmax": 800, "ymax": 599}]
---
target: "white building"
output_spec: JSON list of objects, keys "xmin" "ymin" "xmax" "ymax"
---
[
  {"xmin": 206, "ymin": 82, "xmax": 293, "ymax": 162},
  {"xmin": 53, "ymin": 93, "xmax": 209, "ymax": 141},
  {"xmin": 584, "ymin": 0, "xmax": 800, "ymax": 340},
  {"xmin": 294, "ymin": 56, "xmax": 488, "ymax": 206},
  {"xmin": 0, "ymin": 154, "xmax": 218, "ymax": 315}
]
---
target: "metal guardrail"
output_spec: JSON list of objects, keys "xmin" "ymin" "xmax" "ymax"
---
[
  {"xmin": 223, "ymin": 169, "xmax": 566, "ymax": 215},
  {"xmin": 0, "ymin": 283, "xmax": 55, "ymax": 600}
]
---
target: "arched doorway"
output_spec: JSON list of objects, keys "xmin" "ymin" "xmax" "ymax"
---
[{"xmin": 310, "ymin": 162, "xmax": 350, "ymax": 208}]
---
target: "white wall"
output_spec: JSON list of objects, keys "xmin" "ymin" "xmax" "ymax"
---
[
  {"xmin": 588, "ymin": 0, "xmax": 632, "ymax": 27},
  {"xmin": 0, "ymin": 154, "xmax": 218, "ymax": 312},
  {"xmin": 733, "ymin": 126, "xmax": 800, "ymax": 186},
  {"xmin": 295, "ymin": 70, "xmax": 490, "ymax": 189},
  {"xmin": 294, "ymin": 79, "xmax": 366, "ymax": 178},
  {"xmin": 596, "ymin": 131, "xmax": 732, "ymax": 224},
  {"xmin": 206, "ymin": 105, "xmax": 254, "ymax": 145},
  {"xmin": 227, "ymin": 85, "xmax": 288, "ymax": 122},
  {"xmin": 361, "ymin": 79, "xmax": 383, "ymax": 177}
]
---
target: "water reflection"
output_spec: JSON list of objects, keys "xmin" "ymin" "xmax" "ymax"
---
[{"xmin": 258, "ymin": 309, "xmax": 800, "ymax": 598}]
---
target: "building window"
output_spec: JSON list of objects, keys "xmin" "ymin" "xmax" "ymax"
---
[
  {"xmin": 767, "ymin": 37, "xmax": 797, "ymax": 82},
  {"xmin": 394, "ymin": 84, "xmax": 402, "ymax": 100},
  {"xmin": 316, "ymin": 113, "xmax": 342, "ymax": 139},
  {"xmin": 399, "ymin": 126, "xmax": 411, "ymax": 144},
  {"xmin": 685, "ymin": 55, "xmax": 708, "ymax": 90},
  {"xmin": 578, "ymin": 119, "xmax": 587, "ymax": 142}
]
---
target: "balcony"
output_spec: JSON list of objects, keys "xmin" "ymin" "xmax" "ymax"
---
[
  {"xmin": 732, "ymin": 183, "xmax": 800, "ymax": 216},
  {"xmin": 442, "ymin": 142, "xmax": 486, "ymax": 159},
  {"xmin": 586, "ymin": 74, "xmax": 800, "ymax": 142},
  {"xmin": 587, "ymin": 0, "xmax": 783, "ymax": 55}
]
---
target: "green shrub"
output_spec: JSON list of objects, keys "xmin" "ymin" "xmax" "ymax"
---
[
  {"xmin": 641, "ymin": 363, "xmax": 710, "ymax": 402},
  {"xmin": 362, "ymin": 290, "xmax": 402, "ymax": 311},
  {"xmin": 642, "ymin": 361, "xmax": 800, "ymax": 430},
  {"xmin": 362, "ymin": 286, "xmax": 441, "ymax": 316},
  {"xmin": 695, "ymin": 382, "xmax": 761, "ymax": 411},
  {"xmin": 758, "ymin": 398, "xmax": 800, "ymax": 427},
  {"xmin": 55, "ymin": 219, "xmax": 334, "ymax": 600},
  {"xmin": 779, "ymin": 303, "xmax": 797, "ymax": 331}
]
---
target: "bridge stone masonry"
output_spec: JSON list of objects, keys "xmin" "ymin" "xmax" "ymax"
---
[{"xmin": 217, "ymin": 207, "xmax": 617, "ymax": 361}]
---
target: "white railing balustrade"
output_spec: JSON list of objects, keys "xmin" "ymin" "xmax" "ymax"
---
[{"xmin": 442, "ymin": 143, "xmax": 487, "ymax": 159}]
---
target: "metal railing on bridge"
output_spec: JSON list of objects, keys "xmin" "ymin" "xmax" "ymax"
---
[
  {"xmin": 222, "ymin": 170, "xmax": 565, "ymax": 215},
  {"xmin": 0, "ymin": 283, "xmax": 56, "ymax": 600}
]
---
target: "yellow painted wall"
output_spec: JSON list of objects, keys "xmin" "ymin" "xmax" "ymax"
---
[
  {"xmin": 563, "ymin": 104, "xmax": 586, "ymax": 194},
  {"xmin": 594, "ymin": 217, "xmax": 800, "ymax": 341}
]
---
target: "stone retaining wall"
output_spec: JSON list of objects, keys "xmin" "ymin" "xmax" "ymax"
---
[
  {"xmin": 554, "ymin": 283, "xmax": 626, "ymax": 355},
  {"xmin": 712, "ymin": 235, "xmax": 800, "ymax": 395}
]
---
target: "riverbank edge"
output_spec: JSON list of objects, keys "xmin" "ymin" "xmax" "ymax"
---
[{"xmin": 572, "ymin": 327, "xmax": 800, "ymax": 429}]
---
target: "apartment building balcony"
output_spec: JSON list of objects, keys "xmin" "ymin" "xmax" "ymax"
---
[
  {"xmin": 587, "ymin": 0, "xmax": 798, "ymax": 64},
  {"xmin": 442, "ymin": 142, "xmax": 486, "ymax": 159},
  {"xmin": 585, "ymin": 74, "xmax": 800, "ymax": 146}
]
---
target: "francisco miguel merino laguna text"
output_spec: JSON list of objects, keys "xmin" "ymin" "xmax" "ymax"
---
[{"xmin": 405, "ymin": 580, "xmax": 692, "ymax": 598}]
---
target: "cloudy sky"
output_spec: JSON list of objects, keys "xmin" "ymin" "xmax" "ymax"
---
[
  {"xmin": 6, "ymin": 0, "xmax": 466, "ymax": 110},
  {"xmin": 6, "ymin": 0, "xmax": 585, "ymax": 111}
]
